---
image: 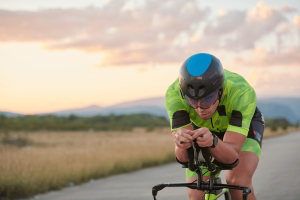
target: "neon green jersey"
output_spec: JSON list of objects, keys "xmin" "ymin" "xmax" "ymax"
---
[{"xmin": 165, "ymin": 69, "xmax": 257, "ymax": 136}]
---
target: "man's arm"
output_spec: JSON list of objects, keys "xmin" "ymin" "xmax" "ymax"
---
[
  {"xmin": 191, "ymin": 128, "xmax": 246, "ymax": 164},
  {"xmin": 172, "ymin": 125, "xmax": 194, "ymax": 163},
  {"xmin": 210, "ymin": 130, "xmax": 246, "ymax": 163}
]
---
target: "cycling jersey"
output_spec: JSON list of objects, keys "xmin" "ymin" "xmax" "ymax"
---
[
  {"xmin": 166, "ymin": 69, "xmax": 264, "ymax": 179},
  {"xmin": 165, "ymin": 69, "xmax": 257, "ymax": 138}
]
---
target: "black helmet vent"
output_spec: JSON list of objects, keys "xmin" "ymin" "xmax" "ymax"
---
[
  {"xmin": 188, "ymin": 85, "xmax": 195, "ymax": 96},
  {"xmin": 198, "ymin": 86, "xmax": 205, "ymax": 97}
]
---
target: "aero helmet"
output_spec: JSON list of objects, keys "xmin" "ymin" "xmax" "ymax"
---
[{"xmin": 179, "ymin": 53, "xmax": 224, "ymax": 109}]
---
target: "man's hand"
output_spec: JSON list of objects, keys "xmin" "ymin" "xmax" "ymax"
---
[
  {"xmin": 188, "ymin": 127, "xmax": 214, "ymax": 147},
  {"xmin": 172, "ymin": 128, "xmax": 194, "ymax": 150}
]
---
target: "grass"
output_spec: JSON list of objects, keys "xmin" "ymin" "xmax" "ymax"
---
[
  {"xmin": 0, "ymin": 126, "xmax": 299, "ymax": 199},
  {"xmin": 0, "ymin": 128, "xmax": 175, "ymax": 199}
]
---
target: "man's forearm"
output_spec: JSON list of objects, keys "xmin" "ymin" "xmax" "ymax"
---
[
  {"xmin": 209, "ymin": 131, "xmax": 246, "ymax": 164},
  {"xmin": 175, "ymin": 146, "xmax": 189, "ymax": 163},
  {"xmin": 209, "ymin": 140, "xmax": 239, "ymax": 164}
]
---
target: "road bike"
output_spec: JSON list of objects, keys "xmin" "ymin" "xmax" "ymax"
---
[{"xmin": 152, "ymin": 137, "xmax": 251, "ymax": 200}]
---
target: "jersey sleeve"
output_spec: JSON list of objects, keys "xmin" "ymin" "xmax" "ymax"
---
[
  {"xmin": 165, "ymin": 82, "xmax": 191, "ymax": 131},
  {"xmin": 226, "ymin": 87, "xmax": 257, "ymax": 136}
]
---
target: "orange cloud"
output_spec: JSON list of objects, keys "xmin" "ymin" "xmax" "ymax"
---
[
  {"xmin": 294, "ymin": 15, "xmax": 300, "ymax": 28},
  {"xmin": 0, "ymin": 0, "xmax": 211, "ymax": 66},
  {"xmin": 0, "ymin": 1, "xmax": 299, "ymax": 67},
  {"xmin": 233, "ymin": 47, "xmax": 300, "ymax": 67},
  {"xmin": 247, "ymin": 1, "xmax": 277, "ymax": 21},
  {"xmin": 247, "ymin": 70, "xmax": 300, "ymax": 97}
]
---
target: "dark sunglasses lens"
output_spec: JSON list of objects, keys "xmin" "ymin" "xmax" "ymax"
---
[
  {"xmin": 185, "ymin": 96, "xmax": 198, "ymax": 108},
  {"xmin": 184, "ymin": 90, "xmax": 218, "ymax": 109},
  {"xmin": 200, "ymin": 91, "xmax": 218, "ymax": 108}
]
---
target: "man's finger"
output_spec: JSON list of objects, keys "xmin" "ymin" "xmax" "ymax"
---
[
  {"xmin": 186, "ymin": 130, "xmax": 195, "ymax": 135},
  {"xmin": 181, "ymin": 132, "xmax": 193, "ymax": 140},
  {"xmin": 181, "ymin": 134, "xmax": 203, "ymax": 144},
  {"xmin": 193, "ymin": 128, "xmax": 210, "ymax": 139},
  {"xmin": 177, "ymin": 134, "xmax": 192, "ymax": 143},
  {"xmin": 177, "ymin": 140, "xmax": 192, "ymax": 149}
]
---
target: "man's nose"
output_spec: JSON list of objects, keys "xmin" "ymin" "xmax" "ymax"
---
[{"xmin": 195, "ymin": 107, "xmax": 201, "ymax": 112}]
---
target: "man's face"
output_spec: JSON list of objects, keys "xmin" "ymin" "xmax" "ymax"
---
[{"xmin": 195, "ymin": 99, "xmax": 219, "ymax": 120}]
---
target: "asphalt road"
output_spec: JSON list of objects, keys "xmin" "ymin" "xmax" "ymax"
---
[{"xmin": 33, "ymin": 131, "xmax": 300, "ymax": 200}]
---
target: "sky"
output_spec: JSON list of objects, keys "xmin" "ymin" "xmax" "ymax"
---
[{"xmin": 0, "ymin": 0, "xmax": 299, "ymax": 114}]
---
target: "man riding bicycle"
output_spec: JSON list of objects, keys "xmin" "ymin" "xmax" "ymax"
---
[{"xmin": 165, "ymin": 53, "xmax": 264, "ymax": 200}]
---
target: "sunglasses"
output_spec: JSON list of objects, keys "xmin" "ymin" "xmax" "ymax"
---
[{"xmin": 183, "ymin": 89, "xmax": 220, "ymax": 109}]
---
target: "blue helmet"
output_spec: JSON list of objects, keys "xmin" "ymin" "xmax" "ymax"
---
[{"xmin": 179, "ymin": 53, "xmax": 224, "ymax": 108}]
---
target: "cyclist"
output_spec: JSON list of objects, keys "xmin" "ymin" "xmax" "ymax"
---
[{"xmin": 165, "ymin": 53, "xmax": 264, "ymax": 200}]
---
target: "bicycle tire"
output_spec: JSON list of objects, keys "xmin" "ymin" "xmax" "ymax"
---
[{"xmin": 224, "ymin": 191, "xmax": 231, "ymax": 200}]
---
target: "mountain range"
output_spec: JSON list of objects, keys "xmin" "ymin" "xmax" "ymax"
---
[{"xmin": 1, "ymin": 97, "xmax": 300, "ymax": 123}]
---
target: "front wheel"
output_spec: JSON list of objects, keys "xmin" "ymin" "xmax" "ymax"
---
[{"xmin": 224, "ymin": 191, "xmax": 231, "ymax": 200}]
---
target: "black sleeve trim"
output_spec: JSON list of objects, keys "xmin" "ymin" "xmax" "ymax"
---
[
  {"xmin": 175, "ymin": 157, "xmax": 188, "ymax": 168},
  {"xmin": 217, "ymin": 105, "xmax": 226, "ymax": 116},
  {"xmin": 229, "ymin": 110, "xmax": 243, "ymax": 127},
  {"xmin": 172, "ymin": 110, "xmax": 190, "ymax": 129}
]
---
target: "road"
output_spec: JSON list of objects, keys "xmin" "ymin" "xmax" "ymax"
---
[{"xmin": 33, "ymin": 131, "xmax": 300, "ymax": 200}]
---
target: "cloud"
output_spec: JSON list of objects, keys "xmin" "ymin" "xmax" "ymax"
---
[
  {"xmin": 294, "ymin": 15, "xmax": 300, "ymax": 31},
  {"xmin": 247, "ymin": 70, "xmax": 300, "ymax": 97},
  {"xmin": 282, "ymin": 4, "xmax": 298, "ymax": 13},
  {"xmin": 200, "ymin": 2, "xmax": 287, "ymax": 51},
  {"xmin": 0, "ymin": 0, "xmax": 299, "ymax": 67},
  {"xmin": 198, "ymin": 2, "xmax": 300, "ymax": 68},
  {"xmin": 233, "ymin": 46, "xmax": 300, "ymax": 67},
  {"xmin": 0, "ymin": 0, "xmax": 210, "ymax": 66}
]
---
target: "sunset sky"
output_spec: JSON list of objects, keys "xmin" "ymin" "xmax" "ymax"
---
[{"xmin": 1, "ymin": 0, "xmax": 300, "ymax": 114}]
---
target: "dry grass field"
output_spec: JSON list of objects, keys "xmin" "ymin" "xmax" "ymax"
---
[
  {"xmin": 0, "ymin": 128, "xmax": 174, "ymax": 199},
  {"xmin": 0, "ymin": 126, "xmax": 299, "ymax": 199}
]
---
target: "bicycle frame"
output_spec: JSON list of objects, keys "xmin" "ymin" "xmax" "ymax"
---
[
  {"xmin": 205, "ymin": 188, "xmax": 230, "ymax": 200},
  {"xmin": 152, "ymin": 141, "xmax": 251, "ymax": 200}
]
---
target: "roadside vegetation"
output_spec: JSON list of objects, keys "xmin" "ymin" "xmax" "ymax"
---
[
  {"xmin": 0, "ymin": 128, "xmax": 174, "ymax": 199},
  {"xmin": 264, "ymin": 118, "xmax": 298, "ymax": 133},
  {"xmin": 0, "ymin": 114, "xmax": 169, "ymax": 132},
  {"xmin": 0, "ymin": 114, "xmax": 299, "ymax": 199}
]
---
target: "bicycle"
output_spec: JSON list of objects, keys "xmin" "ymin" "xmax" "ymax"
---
[{"xmin": 152, "ymin": 136, "xmax": 251, "ymax": 200}]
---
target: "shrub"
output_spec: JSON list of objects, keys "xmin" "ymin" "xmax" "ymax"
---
[
  {"xmin": 146, "ymin": 124, "xmax": 155, "ymax": 132},
  {"xmin": 1, "ymin": 136, "xmax": 33, "ymax": 148},
  {"xmin": 270, "ymin": 124, "xmax": 278, "ymax": 132},
  {"xmin": 280, "ymin": 123, "xmax": 288, "ymax": 130}
]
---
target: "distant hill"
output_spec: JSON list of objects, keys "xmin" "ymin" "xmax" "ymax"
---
[
  {"xmin": 0, "ymin": 111, "xmax": 24, "ymax": 117},
  {"xmin": 38, "ymin": 97, "xmax": 168, "ymax": 118},
  {"xmin": 256, "ymin": 102, "xmax": 299, "ymax": 124},
  {"xmin": 111, "ymin": 97, "xmax": 165, "ymax": 108},
  {"xmin": 42, "ymin": 105, "xmax": 105, "ymax": 117},
  {"xmin": 257, "ymin": 98, "xmax": 300, "ymax": 123},
  {"xmin": 1, "ymin": 97, "xmax": 300, "ymax": 123}
]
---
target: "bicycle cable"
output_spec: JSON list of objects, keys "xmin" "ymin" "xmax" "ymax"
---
[{"xmin": 201, "ymin": 192, "xmax": 206, "ymax": 200}]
